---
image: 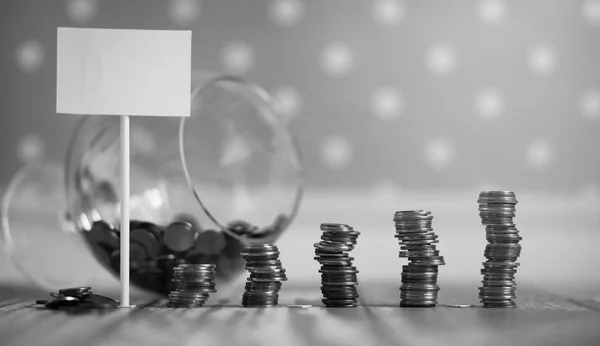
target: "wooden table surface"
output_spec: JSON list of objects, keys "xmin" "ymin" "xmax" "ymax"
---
[{"xmin": 1, "ymin": 280, "xmax": 599, "ymax": 346}]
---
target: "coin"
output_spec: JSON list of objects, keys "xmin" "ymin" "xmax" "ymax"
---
[
  {"xmin": 314, "ymin": 242, "xmax": 354, "ymax": 252},
  {"xmin": 172, "ymin": 213, "xmax": 202, "ymax": 232},
  {"xmin": 45, "ymin": 296, "xmax": 80, "ymax": 309},
  {"xmin": 188, "ymin": 229, "xmax": 227, "ymax": 256},
  {"xmin": 58, "ymin": 286, "xmax": 92, "ymax": 295},
  {"xmin": 163, "ymin": 221, "xmax": 198, "ymax": 253},
  {"xmin": 321, "ymin": 299, "xmax": 358, "ymax": 307},
  {"xmin": 131, "ymin": 222, "xmax": 162, "ymax": 258},
  {"xmin": 320, "ymin": 223, "xmax": 354, "ymax": 232}
]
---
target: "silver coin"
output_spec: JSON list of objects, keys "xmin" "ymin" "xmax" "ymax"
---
[
  {"xmin": 395, "ymin": 234, "xmax": 438, "ymax": 242},
  {"xmin": 410, "ymin": 260, "xmax": 446, "ymax": 266},
  {"xmin": 245, "ymin": 259, "xmax": 282, "ymax": 266},
  {"xmin": 172, "ymin": 272, "xmax": 216, "ymax": 278},
  {"xmin": 479, "ymin": 286, "xmax": 516, "ymax": 292},
  {"xmin": 319, "ymin": 266, "xmax": 359, "ymax": 273},
  {"xmin": 401, "ymin": 280, "xmax": 438, "ymax": 286},
  {"xmin": 481, "ymin": 281, "xmax": 516, "ymax": 287},
  {"xmin": 171, "ymin": 272, "xmax": 216, "ymax": 278},
  {"xmin": 479, "ymin": 295, "xmax": 516, "ymax": 301},
  {"xmin": 479, "ymin": 191, "xmax": 516, "ymax": 197},
  {"xmin": 402, "ymin": 273, "xmax": 438, "ymax": 279},
  {"xmin": 400, "ymin": 291, "xmax": 439, "ymax": 298},
  {"xmin": 169, "ymin": 292, "xmax": 210, "ymax": 299},
  {"xmin": 400, "ymin": 301, "xmax": 437, "ymax": 307},
  {"xmin": 321, "ymin": 231, "xmax": 360, "ymax": 238},
  {"xmin": 481, "ymin": 301, "xmax": 516, "ymax": 308},
  {"xmin": 485, "ymin": 225, "xmax": 519, "ymax": 231},
  {"xmin": 314, "ymin": 242, "xmax": 354, "ymax": 252},
  {"xmin": 482, "ymin": 261, "xmax": 520, "ymax": 268},
  {"xmin": 400, "ymin": 284, "xmax": 440, "ymax": 291},
  {"xmin": 486, "ymin": 234, "xmax": 522, "ymax": 240},
  {"xmin": 241, "ymin": 252, "xmax": 280, "ymax": 259},
  {"xmin": 248, "ymin": 276, "xmax": 288, "ymax": 282},
  {"xmin": 176, "ymin": 263, "xmax": 216, "ymax": 269},
  {"xmin": 399, "ymin": 251, "xmax": 440, "ymax": 257},
  {"xmin": 243, "ymin": 244, "xmax": 278, "ymax": 252},
  {"xmin": 400, "ymin": 245, "xmax": 439, "ymax": 252},
  {"xmin": 402, "ymin": 239, "xmax": 440, "ymax": 246},
  {"xmin": 394, "ymin": 210, "xmax": 431, "ymax": 218},
  {"xmin": 246, "ymin": 266, "xmax": 286, "ymax": 273},
  {"xmin": 320, "ymin": 223, "xmax": 354, "ymax": 230},
  {"xmin": 479, "ymin": 293, "xmax": 517, "ymax": 300},
  {"xmin": 322, "ymin": 298, "xmax": 358, "ymax": 306},
  {"xmin": 316, "ymin": 257, "xmax": 354, "ymax": 263},
  {"xmin": 322, "ymin": 280, "xmax": 359, "ymax": 286},
  {"xmin": 322, "ymin": 285, "xmax": 359, "ymax": 291}
]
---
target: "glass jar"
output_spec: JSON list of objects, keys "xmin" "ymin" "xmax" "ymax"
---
[{"xmin": 1, "ymin": 73, "xmax": 304, "ymax": 295}]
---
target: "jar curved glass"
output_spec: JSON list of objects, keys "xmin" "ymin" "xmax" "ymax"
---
[
  {"xmin": 1, "ymin": 162, "xmax": 103, "ymax": 289},
  {"xmin": 61, "ymin": 74, "xmax": 304, "ymax": 295},
  {"xmin": 179, "ymin": 75, "xmax": 304, "ymax": 243}
]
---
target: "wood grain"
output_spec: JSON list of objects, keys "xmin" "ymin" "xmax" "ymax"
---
[{"xmin": 1, "ymin": 282, "xmax": 599, "ymax": 346}]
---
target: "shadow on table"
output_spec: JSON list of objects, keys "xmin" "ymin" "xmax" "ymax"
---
[{"xmin": 0, "ymin": 284, "xmax": 47, "ymax": 301}]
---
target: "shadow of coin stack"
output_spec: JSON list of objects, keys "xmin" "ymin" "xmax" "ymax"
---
[
  {"xmin": 394, "ymin": 210, "xmax": 446, "ymax": 307},
  {"xmin": 478, "ymin": 191, "xmax": 521, "ymax": 308},
  {"xmin": 167, "ymin": 264, "xmax": 217, "ymax": 308},
  {"xmin": 241, "ymin": 244, "xmax": 287, "ymax": 307},
  {"xmin": 314, "ymin": 223, "xmax": 361, "ymax": 308}
]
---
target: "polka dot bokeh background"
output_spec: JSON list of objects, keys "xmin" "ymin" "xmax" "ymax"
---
[{"xmin": 0, "ymin": 0, "xmax": 599, "ymax": 192}]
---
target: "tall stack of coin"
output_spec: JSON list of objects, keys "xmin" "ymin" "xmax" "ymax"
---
[
  {"xmin": 394, "ymin": 210, "xmax": 445, "ymax": 307},
  {"xmin": 241, "ymin": 244, "xmax": 287, "ymax": 307},
  {"xmin": 167, "ymin": 264, "xmax": 217, "ymax": 308},
  {"xmin": 314, "ymin": 223, "xmax": 361, "ymax": 308},
  {"xmin": 478, "ymin": 191, "xmax": 521, "ymax": 308}
]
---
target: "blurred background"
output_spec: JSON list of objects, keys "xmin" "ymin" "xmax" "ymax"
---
[{"xmin": 0, "ymin": 0, "xmax": 599, "ymax": 298}]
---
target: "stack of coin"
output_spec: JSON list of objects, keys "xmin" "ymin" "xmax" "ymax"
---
[
  {"xmin": 478, "ymin": 191, "xmax": 521, "ymax": 308},
  {"xmin": 241, "ymin": 244, "xmax": 287, "ymax": 307},
  {"xmin": 167, "ymin": 264, "xmax": 217, "ymax": 308},
  {"xmin": 37, "ymin": 286, "xmax": 120, "ymax": 311},
  {"xmin": 394, "ymin": 210, "xmax": 445, "ymax": 307},
  {"xmin": 57, "ymin": 286, "xmax": 93, "ymax": 299},
  {"xmin": 314, "ymin": 223, "xmax": 361, "ymax": 308}
]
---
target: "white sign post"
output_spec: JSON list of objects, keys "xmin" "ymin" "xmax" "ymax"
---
[{"xmin": 56, "ymin": 27, "xmax": 192, "ymax": 307}]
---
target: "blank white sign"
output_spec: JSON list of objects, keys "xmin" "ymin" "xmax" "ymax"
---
[{"xmin": 56, "ymin": 27, "xmax": 192, "ymax": 117}]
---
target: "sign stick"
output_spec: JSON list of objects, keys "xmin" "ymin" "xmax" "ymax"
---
[{"xmin": 120, "ymin": 115, "xmax": 131, "ymax": 307}]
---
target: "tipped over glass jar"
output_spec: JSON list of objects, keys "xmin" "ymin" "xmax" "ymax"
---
[{"xmin": 1, "ymin": 73, "xmax": 304, "ymax": 295}]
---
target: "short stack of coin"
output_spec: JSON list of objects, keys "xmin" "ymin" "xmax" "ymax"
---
[
  {"xmin": 57, "ymin": 286, "xmax": 94, "ymax": 300},
  {"xmin": 167, "ymin": 264, "xmax": 217, "ymax": 308},
  {"xmin": 314, "ymin": 223, "xmax": 361, "ymax": 308},
  {"xmin": 478, "ymin": 191, "xmax": 521, "ymax": 308},
  {"xmin": 394, "ymin": 210, "xmax": 445, "ymax": 307},
  {"xmin": 241, "ymin": 244, "xmax": 287, "ymax": 307}
]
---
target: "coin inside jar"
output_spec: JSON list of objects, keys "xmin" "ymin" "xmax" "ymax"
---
[
  {"xmin": 189, "ymin": 229, "xmax": 227, "ymax": 255},
  {"xmin": 163, "ymin": 221, "xmax": 198, "ymax": 253}
]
